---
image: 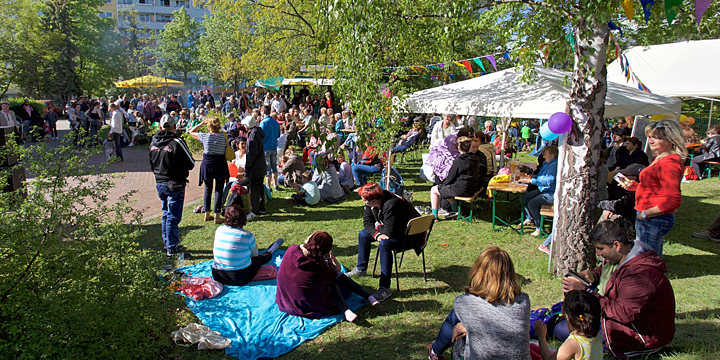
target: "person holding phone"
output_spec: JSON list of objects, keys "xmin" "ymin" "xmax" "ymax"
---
[
  {"xmin": 559, "ymin": 221, "xmax": 675, "ymax": 359},
  {"xmin": 618, "ymin": 120, "xmax": 686, "ymax": 257},
  {"xmin": 275, "ymin": 231, "xmax": 378, "ymax": 322}
]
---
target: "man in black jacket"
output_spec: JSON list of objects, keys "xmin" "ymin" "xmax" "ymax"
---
[
  {"xmin": 243, "ymin": 115, "xmax": 266, "ymax": 220},
  {"xmin": 149, "ymin": 115, "xmax": 196, "ymax": 257},
  {"xmin": 347, "ymin": 183, "xmax": 423, "ymax": 302}
]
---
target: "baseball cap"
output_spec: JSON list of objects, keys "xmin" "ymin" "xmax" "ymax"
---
[
  {"xmin": 159, "ymin": 114, "xmax": 176, "ymax": 129},
  {"xmin": 618, "ymin": 163, "xmax": 646, "ymax": 177},
  {"xmin": 226, "ymin": 113, "xmax": 235, "ymax": 120},
  {"xmin": 241, "ymin": 115, "xmax": 257, "ymax": 129}
]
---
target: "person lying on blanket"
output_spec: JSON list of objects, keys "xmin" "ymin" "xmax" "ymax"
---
[
  {"xmin": 275, "ymin": 231, "xmax": 379, "ymax": 323},
  {"xmin": 211, "ymin": 205, "xmax": 284, "ymax": 286}
]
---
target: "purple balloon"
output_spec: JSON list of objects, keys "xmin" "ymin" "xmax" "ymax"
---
[{"xmin": 548, "ymin": 112, "xmax": 573, "ymax": 134}]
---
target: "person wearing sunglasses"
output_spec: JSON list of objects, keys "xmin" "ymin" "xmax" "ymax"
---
[{"xmin": 618, "ymin": 120, "xmax": 686, "ymax": 257}]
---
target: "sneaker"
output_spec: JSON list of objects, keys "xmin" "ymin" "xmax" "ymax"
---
[
  {"xmin": 371, "ymin": 287, "xmax": 392, "ymax": 302},
  {"xmin": 443, "ymin": 212, "xmax": 458, "ymax": 220},
  {"xmin": 368, "ymin": 295, "xmax": 380, "ymax": 306},
  {"xmin": 438, "ymin": 209, "xmax": 457, "ymax": 220},
  {"xmin": 346, "ymin": 267, "xmax": 367, "ymax": 278},
  {"xmin": 415, "ymin": 205, "xmax": 425, "ymax": 214},
  {"xmin": 167, "ymin": 251, "xmax": 192, "ymax": 260},
  {"xmin": 523, "ymin": 219, "xmax": 534, "ymax": 226},
  {"xmin": 424, "ymin": 206, "xmax": 431, "ymax": 214},
  {"xmin": 691, "ymin": 232, "xmax": 720, "ymax": 243},
  {"xmin": 537, "ymin": 245, "xmax": 551, "ymax": 255},
  {"xmin": 246, "ymin": 211, "xmax": 258, "ymax": 221}
]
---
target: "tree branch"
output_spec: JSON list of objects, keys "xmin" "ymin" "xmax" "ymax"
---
[
  {"xmin": 396, "ymin": 0, "xmax": 574, "ymax": 21},
  {"xmin": 286, "ymin": 0, "xmax": 316, "ymax": 36}
]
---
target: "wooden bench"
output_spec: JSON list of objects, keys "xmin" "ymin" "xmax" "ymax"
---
[
  {"xmin": 703, "ymin": 161, "xmax": 720, "ymax": 180},
  {"xmin": 539, "ymin": 204, "xmax": 554, "ymax": 237},
  {"xmin": 454, "ymin": 188, "xmax": 485, "ymax": 223}
]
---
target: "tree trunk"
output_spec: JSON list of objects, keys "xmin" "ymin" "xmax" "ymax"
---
[{"xmin": 551, "ymin": 18, "xmax": 609, "ymax": 275}]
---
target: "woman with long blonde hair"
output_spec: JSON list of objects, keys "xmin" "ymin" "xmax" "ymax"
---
[
  {"xmin": 619, "ymin": 119, "xmax": 686, "ymax": 256},
  {"xmin": 429, "ymin": 246, "xmax": 531, "ymax": 360}
]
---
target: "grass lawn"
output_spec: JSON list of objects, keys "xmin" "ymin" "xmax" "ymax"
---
[{"xmin": 138, "ymin": 155, "xmax": 720, "ymax": 360}]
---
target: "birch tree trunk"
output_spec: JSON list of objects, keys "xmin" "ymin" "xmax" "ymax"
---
[{"xmin": 551, "ymin": 18, "xmax": 609, "ymax": 275}]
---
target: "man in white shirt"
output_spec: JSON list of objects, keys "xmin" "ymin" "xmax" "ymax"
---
[
  {"xmin": 0, "ymin": 101, "xmax": 19, "ymax": 143},
  {"xmin": 271, "ymin": 93, "xmax": 287, "ymax": 114},
  {"xmin": 109, "ymin": 103, "xmax": 125, "ymax": 161}
]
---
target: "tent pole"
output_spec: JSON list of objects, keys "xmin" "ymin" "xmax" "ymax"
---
[{"xmin": 709, "ymin": 100, "xmax": 715, "ymax": 132}]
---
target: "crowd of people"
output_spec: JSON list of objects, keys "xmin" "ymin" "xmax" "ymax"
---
[{"xmin": 137, "ymin": 86, "xmax": 700, "ymax": 359}]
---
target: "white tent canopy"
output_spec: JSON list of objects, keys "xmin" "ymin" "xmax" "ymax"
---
[
  {"xmin": 607, "ymin": 39, "xmax": 720, "ymax": 98},
  {"xmin": 400, "ymin": 66, "xmax": 681, "ymax": 119}
]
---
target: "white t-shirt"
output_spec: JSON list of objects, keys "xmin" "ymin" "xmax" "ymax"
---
[{"xmin": 277, "ymin": 133, "xmax": 287, "ymax": 152}]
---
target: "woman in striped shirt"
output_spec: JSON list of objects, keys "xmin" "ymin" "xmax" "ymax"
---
[
  {"xmin": 212, "ymin": 205, "xmax": 283, "ymax": 286},
  {"xmin": 189, "ymin": 116, "xmax": 231, "ymax": 224}
]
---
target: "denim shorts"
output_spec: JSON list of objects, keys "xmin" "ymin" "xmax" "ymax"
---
[{"xmin": 265, "ymin": 150, "xmax": 278, "ymax": 175}]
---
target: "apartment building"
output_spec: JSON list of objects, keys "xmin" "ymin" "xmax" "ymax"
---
[{"xmin": 100, "ymin": 0, "xmax": 209, "ymax": 32}]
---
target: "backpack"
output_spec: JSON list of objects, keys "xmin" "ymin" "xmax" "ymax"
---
[
  {"xmin": 683, "ymin": 166, "xmax": 698, "ymax": 181},
  {"xmin": 380, "ymin": 167, "xmax": 413, "ymax": 202},
  {"xmin": 225, "ymin": 183, "xmax": 250, "ymax": 211}
]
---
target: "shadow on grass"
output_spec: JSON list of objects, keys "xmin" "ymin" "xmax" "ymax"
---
[
  {"xmin": 665, "ymin": 254, "xmax": 720, "ymax": 279},
  {"xmin": 676, "ymin": 308, "xmax": 720, "ymax": 319},
  {"xmin": 137, "ymin": 223, "xmax": 204, "ymax": 251}
]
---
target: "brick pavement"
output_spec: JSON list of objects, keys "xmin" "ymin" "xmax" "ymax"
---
[{"xmin": 31, "ymin": 120, "xmax": 204, "ymax": 222}]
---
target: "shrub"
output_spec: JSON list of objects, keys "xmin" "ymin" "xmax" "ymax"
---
[
  {"xmin": 6, "ymin": 97, "xmax": 46, "ymax": 116},
  {"xmin": 0, "ymin": 137, "xmax": 177, "ymax": 359}
]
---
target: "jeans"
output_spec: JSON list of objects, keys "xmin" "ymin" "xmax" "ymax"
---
[
  {"xmin": 431, "ymin": 309, "xmax": 460, "ymax": 355},
  {"xmin": 203, "ymin": 178, "xmax": 224, "ymax": 213},
  {"xmin": 351, "ymin": 163, "xmax": 382, "ymax": 186},
  {"xmin": 524, "ymin": 190, "xmax": 554, "ymax": 229},
  {"xmin": 90, "ymin": 120, "xmax": 102, "ymax": 147},
  {"xmin": 156, "ymin": 182, "xmax": 186, "ymax": 253},
  {"xmin": 277, "ymin": 174, "xmax": 286, "ymax": 186},
  {"xmin": 356, "ymin": 229, "xmax": 412, "ymax": 289},
  {"xmin": 635, "ymin": 212, "xmax": 675, "ymax": 257},
  {"xmin": 112, "ymin": 132, "xmax": 123, "ymax": 160},
  {"xmin": 542, "ymin": 232, "xmax": 553, "ymax": 248},
  {"xmin": 392, "ymin": 145, "xmax": 409, "ymax": 153},
  {"xmin": 265, "ymin": 150, "xmax": 278, "ymax": 175}
]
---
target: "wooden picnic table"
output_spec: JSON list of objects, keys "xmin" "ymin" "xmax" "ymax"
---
[
  {"xmin": 340, "ymin": 128, "xmax": 356, "ymax": 133},
  {"xmin": 488, "ymin": 181, "xmax": 529, "ymax": 235}
]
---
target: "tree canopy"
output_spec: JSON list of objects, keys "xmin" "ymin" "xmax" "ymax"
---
[{"xmin": 152, "ymin": 6, "xmax": 202, "ymax": 85}]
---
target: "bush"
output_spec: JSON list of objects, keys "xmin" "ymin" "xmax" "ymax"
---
[
  {"xmin": 6, "ymin": 97, "xmax": 46, "ymax": 116},
  {"xmin": 0, "ymin": 138, "xmax": 177, "ymax": 359}
]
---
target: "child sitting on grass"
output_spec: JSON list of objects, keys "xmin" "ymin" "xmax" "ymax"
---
[
  {"xmin": 533, "ymin": 290, "xmax": 602, "ymax": 360},
  {"xmin": 290, "ymin": 171, "xmax": 320, "ymax": 206}
]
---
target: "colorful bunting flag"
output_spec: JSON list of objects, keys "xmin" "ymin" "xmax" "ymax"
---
[
  {"xmin": 608, "ymin": 21, "xmax": 623, "ymax": 37},
  {"xmin": 696, "ymin": 0, "xmax": 712, "ymax": 25},
  {"xmin": 640, "ymin": 0, "xmax": 655, "ymax": 23},
  {"xmin": 539, "ymin": 43, "xmax": 550, "ymax": 57},
  {"xmin": 472, "ymin": 58, "xmax": 486, "ymax": 73},
  {"xmin": 454, "ymin": 61, "xmax": 465, "ymax": 68},
  {"xmin": 565, "ymin": 33, "xmax": 576, "ymax": 52},
  {"xmin": 665, "ymin": 0, "xmax": 682, "ymax": 24},
  {"xmin": 503, "ymin": 51, "xmax": 511, "ymax": 60},
  {"xmin": 621, "ymin": 0, "xmax": 634, "ymax": 20},
  {"xmin": 461, "ymin": 60, "xmax": 473, "ymax": 74},
  {"xmin": 486, "ymin": 55, "xmax": 497, "ymax": 71}
]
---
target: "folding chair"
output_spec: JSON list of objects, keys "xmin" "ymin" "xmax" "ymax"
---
[{"xmin": 372, "ymin": 214, "xmax": 435, "ymax": 291}]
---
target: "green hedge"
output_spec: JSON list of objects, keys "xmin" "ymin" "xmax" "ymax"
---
[{"xmin": 6, "ymin": 97, "xmax": 47, "ymax": 116}]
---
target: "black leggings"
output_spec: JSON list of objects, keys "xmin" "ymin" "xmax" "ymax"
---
[
  {"xmin": 211, "ymin": 252, "xmax": 273, "ymax": 286},
  {"xmin": 329, "ymin": 273, "xmax": 372, "ymax": 312}
]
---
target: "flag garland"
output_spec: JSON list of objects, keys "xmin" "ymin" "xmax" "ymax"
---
[
  {"xmin": 382, "ymin": 52, "xmax": 509, "ymax": 74},
  {"xmin": 618, "ymin": 54, "xmax": 652, "ymax": 93}
]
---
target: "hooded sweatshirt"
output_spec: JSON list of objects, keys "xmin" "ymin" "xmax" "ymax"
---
[
  {"xmin": 590, "ymin": 241, "xmax": 675, "ymax": 357},
  {"xmin": 149, "ymin": 130, "xmax": 195, "ymax": 185}
]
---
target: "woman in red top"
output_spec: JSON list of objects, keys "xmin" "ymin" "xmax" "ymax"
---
[{"xmin": 621, "ymin": 120, "xmax": 686, "ymax": 256}]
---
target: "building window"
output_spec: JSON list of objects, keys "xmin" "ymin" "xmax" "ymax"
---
[
  {"xmin": 106, "ymin": 0, "xmax": 112, "ymax": 3},
  {"xmin": 156, "ymin": 14, "xmax": 173, "ymax": 22},
  {"xmin": 118, "ymin": 0, "xmax": 132, "ymax": 4},
  {"xmin": 138, "ymin": 14, "xmax": 152, "ymax": 22},
  {"xmin": 98, "ymin": 12, "xmax": 113, "ymax": 18},
  {"xmin": 139, "ymin": 0, "xmax": 153, "ymax": 5},
  {"xmin": 160, "ymin": 0, "xmax": 170, "ymax": 6},
  {"xmin": 177, "ymin": 1, "xmax": 186, "ymax": 7}
]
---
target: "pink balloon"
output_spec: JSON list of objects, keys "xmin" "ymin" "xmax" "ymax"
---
[{"xmin": 548, "ymin": 112, "xmax": 572, "ymax": 134}]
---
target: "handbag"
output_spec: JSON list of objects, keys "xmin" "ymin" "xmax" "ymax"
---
[{"xmin": 224, "ymin": 133, "xmax": 235, "ymax": 161}]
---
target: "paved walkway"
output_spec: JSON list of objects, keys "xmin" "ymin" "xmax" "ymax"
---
[{"xmin": 28, "ymin": 120, "xmax": 204, "ymax": 222}]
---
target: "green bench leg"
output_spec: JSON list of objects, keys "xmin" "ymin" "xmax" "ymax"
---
[
  {"xmin": 539, "ymin": 215, "xmax": 553, "ymax": 237},
  {"xmin": 456, "ymin": 200, "xmax": 473, "ymax": 223}
]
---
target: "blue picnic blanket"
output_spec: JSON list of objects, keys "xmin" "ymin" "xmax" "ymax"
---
[{"xmin": 177, "ymin": 251, "xmax": 367, "ymax": 360}]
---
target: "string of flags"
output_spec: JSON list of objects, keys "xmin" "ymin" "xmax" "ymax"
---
[
  {"xmin": 632, "ymin": 0, "xmax": 713, "ymax": 25},
  {"xmin": 618, "ymin": 54, "xmax": 652, "ymax": 93},
  {"xmin": 383, "ymin": 51, "xmax": 510, "ymax": 76}
]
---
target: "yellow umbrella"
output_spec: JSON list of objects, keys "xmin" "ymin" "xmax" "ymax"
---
[{"xmin": 115, "ymin": 75, "xmax": 184, "ymax": 88}]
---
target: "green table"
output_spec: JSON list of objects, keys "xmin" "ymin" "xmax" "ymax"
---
[{"xmin": 489, "ymin": 182, "xmax": 528, "ymax": 235}]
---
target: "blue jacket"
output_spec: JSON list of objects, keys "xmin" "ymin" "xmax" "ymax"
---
[
  {"xmin": 259, "ymin": 116, "xmax": 280, "ymax": 151},
  {"xmin": 187, "ymin": 94, "xmax": 195, "ymax": 107},
  {"xmin": 531, "ymin": 158, "xmax": 557, "ymax": 195}
]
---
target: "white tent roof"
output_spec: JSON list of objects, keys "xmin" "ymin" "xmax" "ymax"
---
[
  {"xmin": 400, "ymin": 66, "xmax": 681, "ymax": 119},
  {"xmin": 607, "ymin": 39, "xmax": 720, "ymax": 98}
]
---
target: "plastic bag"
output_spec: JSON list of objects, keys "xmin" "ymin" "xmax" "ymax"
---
[
  {"xmin": 171, "ymin": 323, "xmax": 231, "ymax": 350},
  {"xmin": 179, "ymin": 277, "xmax": 223, "ymax": 300}
]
